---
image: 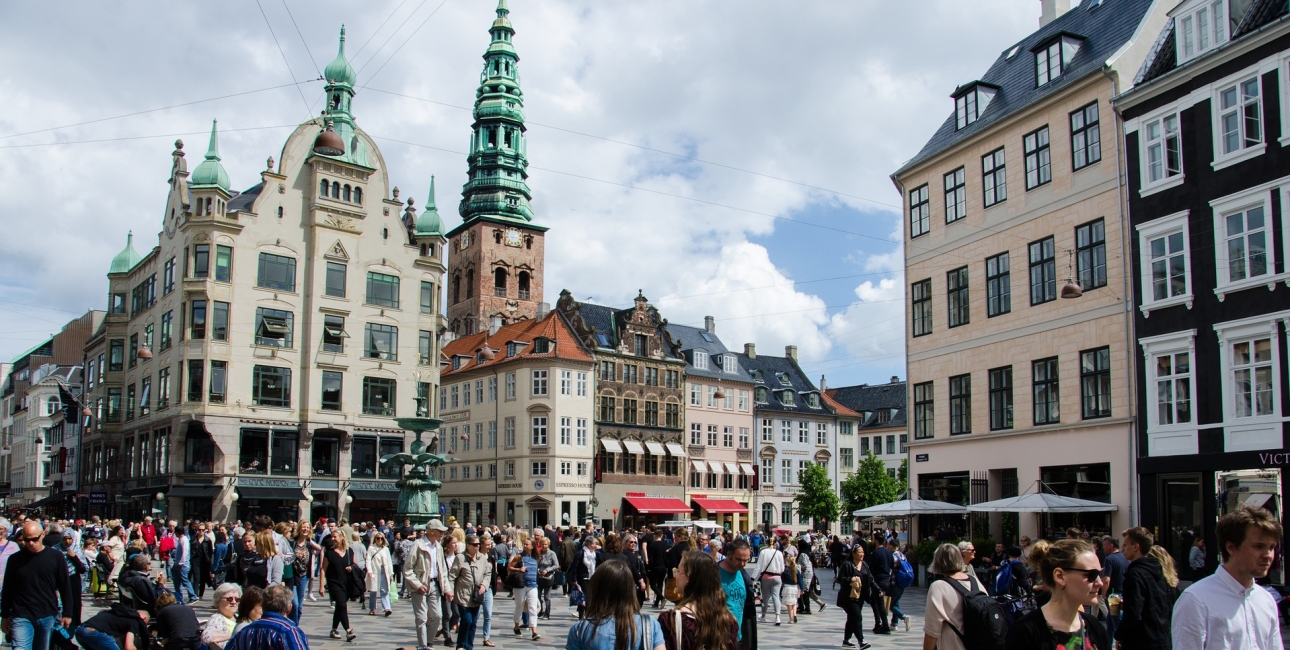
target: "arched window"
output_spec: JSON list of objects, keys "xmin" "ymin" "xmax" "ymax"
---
[
  {"xmin": 320, "ymin": 179, "xmax": 329, "ymax": 197},
  {"xmin": 452, "ymin": 274, "xmax": 461, "ymax": 304},
  {"xmin": 353, "ymin": 187, "xmax": 362, "ymax": 204},
  {"xmin": 331, "ymin": 182, "xmax": 340, "ymax": 199},
  {"xmin": 343, "ymin": 184, "xmax": 352, "ymax": 201},
  {"xmin": 46, "ymin": 396, "xmax": 61, "ymax": 416},
  {"xmin": 205, "ymin": 197, "xmax": 213, "ymax": 215},
  {"xmin": 494, "ymin": 268, "xmax": 508, "ymax": 296},
  {"xmin": 518, "ymin": 271, "xmax": 530, "ymax": 300},
  {"xmin": 466, "ymin": 270, "xmax": 475, "ymax": 299}
]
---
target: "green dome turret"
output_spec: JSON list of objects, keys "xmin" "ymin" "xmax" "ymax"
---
[
  {"xmin": 190, "ymin": 120, "xmax": 230, "ymax": 192},
  {"xmin": 109, "ymin": 231, "xmax": 143, "ymax": 275},
  {"xmin": 416, "ymin": 176, "xmax": 446, "ymax": 238},
  {"xmin": 324, "ymin": 25, "xmax": 356, "ymax": 87}
]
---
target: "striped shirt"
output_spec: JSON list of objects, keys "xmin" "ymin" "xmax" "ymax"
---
[{"xmin": 226, "ymin": 612, "xmax": 310, "ymax": 650}]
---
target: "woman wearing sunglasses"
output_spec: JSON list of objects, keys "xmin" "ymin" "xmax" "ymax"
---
[
  {"xmin": 200, "ymin": 582, "xmax": 242, "ymax": 649},
  {"xmin": 1003, "ymin": 539, "xmax": 1111, "ymax": 650}
]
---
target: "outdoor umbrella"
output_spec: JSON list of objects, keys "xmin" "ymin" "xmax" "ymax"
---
[
  {"xmin": 852, "ymin": 498, "xmax": 967, "ymax": 518},
  {"xmin": 966, "ymin": 492, "xmax": 1117, "ymax": 513}
]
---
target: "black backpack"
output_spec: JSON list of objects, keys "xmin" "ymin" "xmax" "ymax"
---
[{"xmin": 943, "ymin": 574, "xmax": 1008, "ymax": 650}]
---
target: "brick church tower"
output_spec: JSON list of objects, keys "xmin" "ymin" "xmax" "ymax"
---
[{"xmin": 446, "ymin": 0, "xmax": 548, "ymax": 336}]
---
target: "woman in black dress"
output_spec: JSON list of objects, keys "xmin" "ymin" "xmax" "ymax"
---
[
  {"xmin": 835, "ymin": 545, "xmax": 871, "ymax": 648},
  {"xmin": 318, "ymin": 530, "xmax": 357, "ymax": 642}
]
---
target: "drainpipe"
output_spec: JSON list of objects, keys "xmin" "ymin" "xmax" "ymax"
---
[
  {"xmin": 1103, "ymin": 64, "xmax": 1138, "ymax": 527},
  {"xmin": 890, "ymin": 174, "xmax": 917, "ymax": 540}
]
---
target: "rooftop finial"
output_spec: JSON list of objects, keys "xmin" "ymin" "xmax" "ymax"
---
[
  {"xmin": 204, "ymin": 119, "xmax": 220, "ymax": 161},
  {"xmin": 339, "ymin": 24, "xmax": 347, "ymax": 52},
  {"xmin": 496, "ymin": 0, "xmax": 509, "ymax": 16},
  {"xmin": 426, "ymin": 175, "xmax": 437, "ymax": 210}
]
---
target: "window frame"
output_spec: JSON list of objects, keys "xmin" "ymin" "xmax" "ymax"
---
[
  {"xmin": 1139, "ymin": 330, "xmax": 1198, "ymax": 455},
  {"xmin": 1070, "ymin": 102, "xmax": 1102, "ymax": 171},
  {"xmin": 913, "ymin": 381, "xmax": 934, "ymax": 440},
  {"xmin": 325, "ymin": 261, "xmax": 347, "ymax": 298},
  {"xmin": 1215, "ymin": 315, "xmax": 1284, "ymax": 434},
  {"xmin": 1211, "ymin": 184, "xmax": 1279, "ymax": 298},
  {"xmin": 909, "ymin": 184, "xmax": 930, "ymax": 238},
  {"xmin": 365, "ymin": 271, "xmax": 401, "ymax": 309},
  {"xmin": 1079, "ymin": 346, "xmax": 1113, "ymax": 420},
  {"xmin": 1136, "ymin": 210, "xmax": 1193, "ymax": 315},
  {"xmin": 912, "ymin": 279, "xmax": 933, "ymax": 337},
  {"xmin": 944, "ymin": 167, "xmax": 966, "ymax": 224},
  {"xmin": 949, "ymin": 374, "xmax": 971, "ymax": 435},
  {"xmin": 982, "ymin": 147, "xmax": 1007, "ymax": 208},
  {"xmin": 252, "ymin": 365, "xmax": 292, "ymax": 408},
  {"xmin": 988, "ymin": 366, "xmax": 1013, "ymax": 431},
  {"xmin": 1024, "ymin": 126, "xmax": 1052, "ymax": 190},
  {"xmin": 1033, "ymin": 357, "xmax": 1061, "ymax": 426},
  {"xmin": 256, "ymin": 253, "xmax": 297, "ymax": 292},
  {"xmin": 364, "ymin": 322, "xmax": 398, "ymax": 361},
  {"xmin": 947, "ymin": 266, "xmax": 969, "ymax": 328},
  {"xmin": 1139, "ymin": 110, "xmax": 1184, "ymax": 195},
  {"xmin": 1075, "ymin": 218, "xmax": 1107, "ymax": 291},
  {"xmin": 1028, "ymin": 236, "xmax": 1057, "ymax": 305},
  {"xmin": 1210, "ymin": 69, "xmax": 1265, "ymax": 170},
  {"xmin": 985, "ymin": 252, "xmax": 1011, "ymax": 317}
]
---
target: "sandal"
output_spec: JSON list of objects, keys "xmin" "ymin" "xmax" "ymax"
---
[
  {"xmin": 368, "ymin": 610, "xmax": 377, "ymax": 615},
  {"xmin": 385, "ymin": 610, "xmax": 393, "ymax": 617},
  {"xmin": 482, "ymin": 641, "xmax": 496, "ymax": 647}
]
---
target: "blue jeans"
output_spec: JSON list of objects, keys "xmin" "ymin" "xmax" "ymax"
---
[
  {"xmin": 368, "ymin": 574, "xmax": 391, "ymax": 612},
  {"xmin": 74, "ymin": 626, "xmax": 122, "ymax": 650},
  {"xmin": 481, "ymin": 587, "xmax": 493, "ymax": 640},
  {"xmin": 291, "ymin": 577, "xmax": 309, "ymax": 625},
  {"xmin": 887, "ymin": 583, "xmax": 906, "ymax": 622},
  {"xmin": 456, "ymin": 605, "xmax": 480, "ymax": 650},
  {"xmin": 175, "ymin": 563, "xmax": 196, "ymax": 602},
  {"xmin": 10, "ymin": 615, "xmax": 56, "ymax": 650}
]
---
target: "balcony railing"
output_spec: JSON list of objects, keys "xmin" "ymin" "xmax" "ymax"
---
[
  {"xmin": 518, "ymin": 289, "xmax": 530, "ymax": 300},
  {"xmin": 494, "ymin": 287, "xmax": 506, "ymax": 297}
]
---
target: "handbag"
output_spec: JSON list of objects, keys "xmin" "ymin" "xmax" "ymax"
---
[
  {"xmin": 570, "ymin": 583, "xmax": 586, "ymax": 607},
  {"xmin": 552, "ymin": 569, "xmax": 566, "ymax": 587},
  {"xmin": 346, "ymin": 550, "xmax": 366, "ymax": 599},
  {"xmin": 537, "ymin": 572, "xmax": 554, "ymax": 589},
  {"xmin": 505, "ymin": 563, "xmax": 526, "ymax": 589},
  {"xmin": 664, "ymin": 569, "xmax": 683, "ymax": 603}
]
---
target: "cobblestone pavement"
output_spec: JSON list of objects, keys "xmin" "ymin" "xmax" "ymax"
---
[{"xmin": 83, "ymin": 568, "xmax": 930, "ymax": 649}]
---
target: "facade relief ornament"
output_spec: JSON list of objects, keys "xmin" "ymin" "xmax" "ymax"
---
[{"xmin": 321, "ymin": 213, "xmax": 361, "ymax": 233}]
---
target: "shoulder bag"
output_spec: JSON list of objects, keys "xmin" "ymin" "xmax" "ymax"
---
[
  {"xmin": 664, "ymin": 568, "xmax": 684, "ymax": 603},
  {"xmin": 346, "ymin": 549, "xmax": 366, "ymax": 599},
  {"xmin": 505, "ymin": 558, "xmax": 526, "ymax": 589}
]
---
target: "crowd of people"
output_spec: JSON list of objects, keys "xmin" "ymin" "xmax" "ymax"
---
[{"xmin": 0, "ymin": 506, "xmax": 1282, "ymax": 649}]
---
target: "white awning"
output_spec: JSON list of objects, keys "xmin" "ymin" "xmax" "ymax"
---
[
  {"xmin": 600, "ymin": 439, "xmax": 623, "ymax": 453},
  {"xmin": 690, "ymin": 460, "xmax": 707, "ymax": 472},
  {"xmin": 708, "ymin": 461, "xmax": 725, "ymax": 474},
  {"xmin": 645, "ymin": 441, "xmax": 667, "ymax": 456},
  {"xmin": 665, "ymin": 443, "xmax": 686, "ymax": 457},
  {"xmin": 622, "ymin": 440, "xmax": 645, "ymax": 455},
  {"xmin": 724, "ymin": 462, "xmax": 741, "ymax": 475},
  {"xmin": 739, "ymin": 463, "xmax": 756, "ymax": 476}
]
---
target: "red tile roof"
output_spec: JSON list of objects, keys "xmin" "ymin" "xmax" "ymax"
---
[
  {"xmin": 439, "ymin": 311, "xmax": 593, "ymax": 378},
  {"xmin": 823, "ymin": 389, "xmax": 861, "ymax": 417}
]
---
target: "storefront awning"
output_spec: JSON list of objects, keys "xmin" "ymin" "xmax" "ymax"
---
[
  {"xmin": 690, "ymin": 460, "xmax": 707, "ymax": 472},
  {"xmin": 622, "ymin": 440, "xmax": 645, "ymax": 455},
  {"xmin": 28, "ymin": 490, "xmax": 73, "ymax": 508},
  {"xmin": 739, "ymin": 463, "xmax": 756, "ymax": 476},
  {"xmin": 691, "ymin": 498, "xmax": 748, "ymax": 514},
  {"xmin": 707, "ymin": 461, "xmax": 725, "ymax": 474},
  {"xmin": 349, "ymin": 489, "xmax": 399, "ymax": 501},
  {"xmin": 665, "ymin": 443, "xmax": 686, "ymax": 457},
  {"xmin": 622, "ymin": 497, "xmax": 693, "ymax": 515},
  {"xmin": 237, "ymin": 486, "xmax": 307, "ymax": 501},
  {"xmin": 601, "ymin": 439, "xmax": 623, "ymax": 453},
  {"xmin": 167, "ymin": 486, "xmax": 221, "ymax": 499},
  {"xmin": 724, "ymin": 462, "xmax": 741, "ymax": 475},
  {"xmin": 645, "ymin": 442, "xmax": 667, "ymax": 456}
]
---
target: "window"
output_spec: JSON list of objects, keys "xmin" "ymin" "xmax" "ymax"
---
[
  {"xmin": 210, "ymin": 301, "xmax": 229, "ymax": 341},
  {"xmin": 988, "ymin": 367, "xmax": 1013, "ymax": 431},
  {"xmin": 319, "ymin": 315, "xmax": 346, "ymax": 354},
  {"xmin": 1217, "ymin": 76, "xmax": 1262, "ymax": 158},
  {"xmin": 361, "ymin": 377, "xmax": 396, "ymax": 416},
  {"xmin": 505, "ymin": 461, "xmax": 515, "ymax": 478},
  {"xmin": 944, "ymin": 167, "xmax": 966, "ymax": 223},
  {"xmin": 560, "ymin": 461, "xmax": 571, "ymax": 476},
  {"xmin": 240, "ymin": 429, "xmax": 269, "ymax": 475},
  {"xmin": 462, "ymin": 381, "xmax": 471, "ymax": 406},
  {"xmin": 634, "ymin": 334, "xmax": 649, "ymax": 357},
  {"xmin": 721, "ymin": 355, "xmax": 737, "ymax": 373},
  {"xmin": 982, "ymin": 148, "xmax": 1006, "ymax": 207},
  {"xmin": 531, "ymin": 370, "xmax": 548, "ymax": 396},
  {"xmin": 947, "ymin": 266, "xmax": 969, "ymax": 328},
  {"xmin": 816, "ymin": 423, "xmax": 828, "ymax": 446},
  {"xmin": 365, "ymin": 323, "xmax": 398, "ymax": 360},
  {"xmin": 1033, "ymin": 357, "xmax": 1060, "ymax": 425},
  {"xmin": 190, "ymin": 300, "xmax": 207, "ymax": 339},
  {"xmin": 506, "ymin": 373, "xmax": 515, "ymax": 399},
  {"xmin": 912, "ymin": 279, "xmax": 932, "ymax": 337},
  {"xmin": 576, "ymin": 419, "xmax": 588, "ymax": 445},
  {"xmin": 450, "ymin": 385, "xmax": 458, "ymax": 409},
  {"xmin": 560, "ymin": 370, "xmax": 572, "ymax": 395},
  {"xmin": 665, "ymin": 403, "xmax": 679, "ymax": 428},
  {"xmin": 193, "ymin": 244, "xmax": 210, "ymax": 278},
  {"xmin": 1070, "ymin": 103, "xmax": 1101, "ymax": 170},
  {"xmin": 1029, "ymin": 236, "xmax": 1056, "ymax": 305},
  {"xmin": 693, "ymin": 350, "xmax": 708, "ymax": 370},
  {"xmin": 739, "ymin": 427, "xmax": 750, "ymax": 448},
  {"xmin": 600, "ymin": 361, "xmax": 616, "ymax": 381},
  {"xmin": 157, "ymin": 367, "xmax": 170, "ymax": 409},
  {"xmin": 738, "ymin": 389, "xmax": 749, "ymax": 411},
  {"xmin": 321, "ymin": 371, "xmax": 342, "ymax": 411},
  {"xmin": 623, "ymin": 399, "xmax": 637, "ymax": 424},
  {"xmin": 488, "ymin": 377, "xmax": 497, "ymax": 401},
  {"xmin": 1034, "ymin": 36, "xmax": 1079, "ymax": 86},
  {"xmin": 782, "ymin": 390, "xmax": 796, "ymax": 407},
  {"xmin": 860, "ymin": 436, "xmax": 870, "ymax": 455},
  {"xmin": 954, "ymin": 85, "xmax": 996, "ymax": 129},
  {"xmin": 257, "ymin": 253, "xmax": 296, "ymax": 291},
  {"xmin": 366, "ymin": 272, "xmax": 400, "ymax": 308},
  {"xmin": 163, "ymin": 257, "xmax": 176, "ymax": 294},
  {"xmin": 325, "ymin": 262, "xmax": 347, "ymax": 298},
  {"xmin": 1178, "ymin": 0, "xmax": 1229, "ymax": 62},
  {"xmin": 644, "ymin": 401, "xmax": 659, "ymax": 426},
  {"xmin": 707, "ymin": 386, "xmax": 718, "ymax": 408},
  {"xmin": 531, "ymin": 416, "xmax": 548, "ymax": 446},
  {"xmin": 690, "ymin": 384, "xmax": 701, "ymax": 406},
  {"xmin": 1024, "ymin": 126, "xmax": 1051, "ymax": 189},
  {"xmin": 252, "ymin": 365, "xmax": 291, "ymax": 407},
  {"xmin": 1080, "ymin": 347, "xmax": 1112, "ymax": 419},
  {"xmin": 214, "ymin": 245, "xmax": 232, "ymax": 282},
  {"xmin": 1220, "ymin": 205, "xmax": 1268, "ymax": 283},
  {"xmin": 781, "ymin": 420, "xmax": 792, "ymax": 443},
  {"xmin": 623, "ymin": 365, "xmax": 637, "ymax": 383},
  {"xmin": 761, "ymin": 458, "xmax": 774, "ymax": 485},
  {"xmin": 560, "ymin": 417, "xmax": 572, "ymax": 445},
  {"xmin": 208, "ymin": 361, "xmax": 226, "ymax": 404},
  {"xmin": 781, "ymin": 459, "xmax": 793, "ymax": 484},
  {"xmin": 883, "ymin": 436, "xmax": 894, "ymax": 455},
  {"xmin": 1137, "ymin": 212, "xmax": 1191, "ymax": 312},
  {"xmin": 707, "ymin": 424, "xmax": 719, "ymax": 447},
  {"xmin": 1155, "ymin": 350, "xmax": 1192, "ymax": 426},
  {"xmin": 600, "ymin": 396, "xmax": 615, "ymax": 422},
  {"xmin": 1143, "ymin": 113, "xmax": 1182, "ymax": 187},
  {"xmin": 577, "ymin": 372, "xmax": 587, "ymax": 396},
  {"xmin": 909, "ymin": 184, "xmax": 930, "ymax": 238},
  {"xmin": 255, "ymin": 308, "xmax": 293, "ymax": 348},
  {"xmin": 761, "ymin": 418, "xmax": 773, "ymax": 442},
  {"xmin": 420, "ymin": 281, "xmax": 434, "ymax": 314},
  {"xmin": 984, "ymin": 253, "xmax": 1011, "ymax": 317},
  {"xmin": 1076, "ymin": 219, "xmax": 1107, "ymax": 290},
  {"xmin": 665, "ymin": 369, "xmax": 680, "ymax": 389},
  {"xmin": 949, "ymin": 374, "xmax": 971, "ymax": 435},
  {"xmin": 109, "ymin": 339, "xmax": 125, "ymax": 371},
  {"xmin": 1231, "ymin": 336, "xmax": 1273, "ymax": 417},
  {"xmin": 644, "ymin": 367, "xmax": 658, "ymax": 386},
  {"xmin": 160, "ymin": 311, "xmax": 173, "ymax": 350},
  {"xmin": 798, "ymin": 421, "xmax": 810, "ymax": 444},
  {"xmin": 840, "ymin": 448, "xmax": 854, "ymax": 468},
  {"xmin": 125, "ymin": 383, "xmax": 136, "ymax": 420}
]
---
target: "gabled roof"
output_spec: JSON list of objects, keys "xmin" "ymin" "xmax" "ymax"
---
[
  {"xmin": 737, "ymin": 352, "xmax": 832, "ymax": 416},
  {"xmin": 439, "ymin": 310, "xmax": 592, "ymax": 377},
  {"xmin": 1135, "ymin": 0, "xmax": 1288, "ymax": 86},
  {"xmin": 561, "ymin": 297, "xmax": 685, "ymax": 361},
  {"xmin": 820, "ymin": 391, "xmax": 860, "ymax": 418},
  {"xmin": 895, "ymin": 0, "xmax": 1155, "ymax": 176},
  {"xmin": 829, "ymin": 382, "xmax": 908, "ymax": 429}
]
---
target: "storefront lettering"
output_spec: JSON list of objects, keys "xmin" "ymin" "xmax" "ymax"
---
[
  {"xmin": 348, "ymin": 481, "xmax": 398, "ymax": 491},
  {"xmin": 1259, "ymin": 452, "xmax": 1290, "ymax": 466},
  {"xmin": 497, "ymin": 483, "xmax": 523, "ymax": 489},
  {"xmin": 237, "ymin": 477, "xmax": 302, "ymax": 488},
  {"xmin": 555, "ymin": 482, "xmax": 592, "ymax": 489}
]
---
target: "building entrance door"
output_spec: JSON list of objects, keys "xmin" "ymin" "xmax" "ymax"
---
[
  {"xmin": 532, "ymin": 508, "xmax": 548, "ymax": 528},
  {"xmin": 1158, "ymin": 474, "xmax": 1202, "ymax": 580}
]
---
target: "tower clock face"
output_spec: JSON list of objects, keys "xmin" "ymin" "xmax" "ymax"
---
[
  {"xmin": 459, "ymin": 231, "xmax": 471, "ymax": 250},
  {"xmin": 504, "ymin": 228, "xmax": 523, "ymax": 247}
]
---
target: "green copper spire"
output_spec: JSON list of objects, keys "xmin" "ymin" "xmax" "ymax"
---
[
  {"xmin": 314, "ymin": 25, "xmax": 370, "ymax": 167},
  {"xmin": 109, "ymin": 231, "xmax": 143, "ymax": 275},
  {"xmin": 457, "ymin": 0, "xmax": 542, "ymax": 229},
  {"xmin": 190, "ymin": 119, "xmax": 230, "ymax": 191},
  {"xmin": 324, "ymin": 26, "xmax": 357, "ymax": 86},
  {"xmin": 416, "ymin": 175, "xmax": 446, "ymax": 237}
]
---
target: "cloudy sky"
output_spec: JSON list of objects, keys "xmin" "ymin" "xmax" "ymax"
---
[{"xmin": 0, "ymin": 1, "xmax": 1038, "ymax": 388}]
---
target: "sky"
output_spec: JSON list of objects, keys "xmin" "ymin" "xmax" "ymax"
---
[{"xmin": 0, "ymin": 0, "xmax": 1038, "ymax": 388}]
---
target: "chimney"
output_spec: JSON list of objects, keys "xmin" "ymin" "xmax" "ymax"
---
[
  {"xmin": 489, "ymin": 317, "xmax": 503, "ymax": 335},
  {"xmin": 704, "ymin": 316, "xmax": 716, "ymax": 333},
  {"xmin": 537, "ymin": 302, "xmax": 550, "ymax": 319},
  {"xmin": 785, "ymin": 345, "xmax": 798, "ymax": 362},
  {"xmin": 744, "ymin": 343, "xmax": 756, "ymax": 359},
  {"xmin": 891, "ymin": 376, "xmax": 900, "ymax": 384},
  {"xmin": 1039, "ymin": 0, "xmax": 1071, "ymax": 26},
  {"xmin": 820, "ymin": 375, "xmax": 828, "ymax": 391}
]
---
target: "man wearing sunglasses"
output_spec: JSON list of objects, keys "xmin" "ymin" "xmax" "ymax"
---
[{"xmin": 0, "ymin": 521, "xmax": 74, "ymax": 650}]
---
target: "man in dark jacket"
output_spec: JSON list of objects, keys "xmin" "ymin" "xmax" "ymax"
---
[
  {"xmin": 866, "ymin": 540, "xmax": 892, "ymax": 634},
  {"xmin": 644, "ymin": 531, "xmax": 669, "ymax": 607},
  {"xmin": 557, "ymin": 528, "xmax": 578, "ymax": 596},
  {"xmin": 1116, "ymin": 527, "xmax": 1172, "ymax": 650},
  {"xmin": 119, "ymin": 554, "xmax": 165, "ymax": 615}
]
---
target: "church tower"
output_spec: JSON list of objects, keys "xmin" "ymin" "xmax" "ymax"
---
[{"xmin": 446, "ymin": 0, "xmax": 548, "ymax": 336}]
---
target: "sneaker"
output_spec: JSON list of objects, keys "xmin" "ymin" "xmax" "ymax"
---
[
  {"xmin": 307, "ymin": 593, "xmax": 318, "ymax": 601},
  {"xmin": 859, "ymin": 644, "xmax": 872, "ymax": 650},
  {"xmin": 904, "ymin": 617, "xmax": 911, "ymax": 632},
  {"xmin": 841, "ymin": 643, "xmax": 856, "ymax": 648}
]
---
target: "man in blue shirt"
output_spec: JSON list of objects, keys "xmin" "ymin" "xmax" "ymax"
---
[
  {"xmin": 227, "ymin": 584, "xmax": 310, "ymax": 650},
  {"xmin": 718, "ymin": 539, "xmax": 757, "ymax": 650}
]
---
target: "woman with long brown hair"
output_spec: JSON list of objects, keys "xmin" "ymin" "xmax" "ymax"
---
[
  {"xmin": 659, "ymin": 551, "xmax": 737, "ymax": 650},
  {"xmin": 566, "ymin": 559, "xmax": 664, "ymax": 650},
  {"xmin": 1003, "ymin": 538, "xmax": 1110, "ymax": 649}
]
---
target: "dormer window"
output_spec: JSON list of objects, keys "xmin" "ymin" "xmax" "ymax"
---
[
  {"xmin": 953, "ymin": 83, "xmax": 998, "ymax": 129},
  {"xmin": 878, "ymin": 409, "xmax": 893, "ymax": 424},
  {"xmin": 782, "ymin": 390, "xmax": 795, "ymax": 406},
  {"xmin": 1177, "ymin": 0, "xmax": 1232, "ymax": 63},
  {"xmin": 693, "ymin": 350, "xmax": 709, "ymax": 370},
  {"xmin": 807, "ymin": 393, "xmax": 821, "ymax": 408},
  {"xmin": 755, "ymin": 387, "xmax": 768, "ymax": 403},
  {"xmin": 752, "ymin": 369, "xmax": 764, "ymax": 382},
  {"xmin": 778, "ymin": 372, "xmax": 792, "ymax": 386},
  {"xmin": 1033, "ymin": 33, "xmax": 1084, "ymax": 87},
  {"xmin": 721, "ymin": 355, "xmax": 737, "ymax": 373},
  {"xmin": 532, "ymin": 337, "xmax": 551, "ymax": 354},
  {"xmin": 506, "ymin": 341, "xmax": 527, "ymax": 358}
]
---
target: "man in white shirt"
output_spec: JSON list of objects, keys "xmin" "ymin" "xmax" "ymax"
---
[{"xmin": 1173, "ymin": 506, "xmax": 1283, "ymax": 650}]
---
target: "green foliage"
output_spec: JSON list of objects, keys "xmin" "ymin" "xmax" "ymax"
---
[
  {"xmin": 897, "ymin": 458, "xmax": 908, "ymax": 489},
  {"xmin": 913, "ymin": 538, "xmax": 944, "ymax": 566},
  {"xmin": 794, "ymin": 463, "xmax": 839, "ymax": 525},
  {"xmin": 839, "ymin": 452, "xmax": 901, "ymax": 518}
]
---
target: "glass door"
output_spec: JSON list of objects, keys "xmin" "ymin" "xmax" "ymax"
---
[{"xmin": 1159, "ymin": 474, "xmax": 1202, "ymax": 581}]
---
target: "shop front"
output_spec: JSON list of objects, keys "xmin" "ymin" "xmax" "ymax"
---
[
  {"xmin": 346, "ymin": 481, "xmax": 399, "ymax": 523},
  {"xmin": 167, "ymin": 484, "xmax": 221, "ymax": 522},
  {"xmin": 620, "ymin": 494, "xmax": 693, "ymax": 529},
  {"xmin": 690, "ymin": 496, "xmax": 749, "ymax": 533},
  {"xmin": 234, "ymin": 477, "xmax": 305, "ymax": 524}
]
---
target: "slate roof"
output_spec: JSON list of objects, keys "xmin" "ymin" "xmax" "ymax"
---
[
  {"xmin": 663, "ymin": 322, "xmax": 751, "ymax": 382},
  {"xmin": 894, "ymin": 0, "xmax": 1155, "ymax": 176},
  {"xmin": 227, "ymin": 182, "xmax": 262, "ymax": 213},
  {"xmin": 569, "ymin": 300, "xmax": 685, "ymax": 360},
  {"xmin": 439, "ymin": 311, "xmax": 592, "ymax": 378},
  {"xmin": 1135, "ymin": 0, "xmax": 1288, "ymax": 86},
  {"xmin": 828, "ymin": 382, "xmax": 908, "ymax": 429},
  {"xmin": 735, "ymin": 352, "xmax": 832, "ymax": 416}
]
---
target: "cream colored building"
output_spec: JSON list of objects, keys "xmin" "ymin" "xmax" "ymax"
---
[
  {"xmin": 891, "ymin": 0, "xmax": 1170, "ymax": 542},
  {"xmin": 79, "ymin": 30, "xmax": 447, "ymax": 524}
]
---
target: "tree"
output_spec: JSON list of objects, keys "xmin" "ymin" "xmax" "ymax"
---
[
  {"xmin": 898, "ymin": 458, "xmax": 909, "ymax": 490},
  {"xmin": 794, "ymin": 463, "xmax": 839, "ymax": 528},
  {"xmin": 840, "ymin": 452, "xmax": 901, "ymax": 519}
]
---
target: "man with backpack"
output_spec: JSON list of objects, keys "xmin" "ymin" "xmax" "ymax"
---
[{"xmin": 888, "ymin": 539, "xmax": 914, "ymax": 631}]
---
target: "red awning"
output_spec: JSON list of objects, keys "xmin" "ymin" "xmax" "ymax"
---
[
  {"xmin": 622, "ymin": 497, "xmax": 693, "ymax": 514},
  {"xmin": 691, "ymin": 498, "xmax": 749, "ymax": 514}
]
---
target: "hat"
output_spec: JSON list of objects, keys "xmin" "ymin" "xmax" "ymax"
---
[
  {"xmin": 426, "ymin": 519, "xmax": 448, "ymax": 532},
  {"xmin": 446, "ymin": 516, "xmax": 458, "ymax": 527}
]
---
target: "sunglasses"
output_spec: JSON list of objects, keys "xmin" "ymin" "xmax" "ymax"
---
[
  {"xmin": 1061, "ymin": 567, "xmax": 1102, "ymax": 582},
  {"xmin": 18, "ymin": 536, "xmax": 40, "ymax": 543},
  {"xmin": 222, "ymin": 596, "xmax": 240, "ymax": 603}
]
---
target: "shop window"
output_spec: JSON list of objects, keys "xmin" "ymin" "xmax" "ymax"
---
[
  {"xmin": 239, "ymin": 429, "xmax": 269, "ymax": 474},
  {"xmin": 312, "ymin": 434, "xmax": 340, "ymax": 476},
  {"xmin": 351, "ymin": 437, "xmax": 378, "ymax": 478}
]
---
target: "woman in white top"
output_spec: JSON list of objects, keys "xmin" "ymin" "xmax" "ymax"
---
[
  {"xmin": 756, "ymin": 538, "xmax": 787, "ymax": 625},
  {"xmin": 922, "ymin": 543, "xmax": 988, "ymax": 650},
  {"xmin": 201, "ymin": 582, "xmax": 242, "ymax": 649},
  {"xmin": 366, "ymin": 532, "xmax": 395, "ymax": 616}
]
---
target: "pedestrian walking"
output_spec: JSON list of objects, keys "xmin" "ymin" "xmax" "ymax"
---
[
  {"xmin": 867, "ymin": 537, "xmax": 892, "ymax": 635},
  {"xmin": 884, "ymin": 540, "xmax": 906, "ymax": 631},
  {"xmin": 566, "ymin": 559, "xmax": 664, "ymax": 650},
  {"xmin": 558, "ymin": 528, "xmax": 579, "ymax": 597},
  {"xmin": 507, "ymin": 537, "xmax": 541, "ymax": 641},
  {"xmin": 922, "ymin": 543, "xmax": 990, "ymax": 650},
  {"xmin": 0, "ymin": 521, "xmax": 73, "ymax": 650},
  {"xmin": 366, "ymin": 532, "xmax": 396, "ymax": 617},
  {"xmin": 1187, "ymin": 537, "xmax": 1207, "ymax": 581},
  {"xmin": 478, "ymin": 536, "xmax": 498, "ymax": 647},
  {"xmin": 836, "ymin": 543, "xmax": 872, "ymax": 649},
  {"xmin": 449, "ymin": 535, "xmax": 492, "ymax": 650},
  {"xmin": 536, "ymin": 537, "xmax": 559, "ymax": 619},
  {"xmin": 571, "ymin": 536, "xmax": 600, "ymax": 619},
  {"xmin": 780, "ymin": 556, "xmax": 800, "ymax": 624},
  {"xmin": 318, "ymin": 529, "xmax": 357, "ymax": 642},
  {"xmin": 1114, "ymin": 527, "xmax": 1172, "ymax": 650},
  {"xmin": 290, "ymin": 522, "xmax": 317, "ymax": 625},
  {"xmin": 1173, "ymin": 507, "xmax": 1283, "ymax": 650},
  {"xmin": 754, "ymin": 539, "xmax": 785, "ymax": 625},
  {"xmin": 1004, "ymin": 538, "xmax": 1110, "ymax": 649},
  {"xmin": 402, "ymin": 519, "xmax": 451, "ymax": 650},
  {"xmin": 659, "ymin": 551, "xmax": 737, "ymax": 650}
]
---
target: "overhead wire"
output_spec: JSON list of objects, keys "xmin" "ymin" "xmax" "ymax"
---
[
  {"xmin": 359, "ymin": 0, "xmax": 452, "ymax": 87},
  {"xmin": 280, "ymin": 0, "xmax": 323, "ymax": 79},
  {"xmin": 0, "ymin": 125, "xmax": 300, "ymax": 149},
  {"xmin": 353, "ymin": 0, "xmax": 432, "ymax": 74},
  {"xmin": 350, "ymin": 0, "xmax": 412, "ymax": 62},
  {"xmin": 254, "ymin": 0, "xmax": 316, "ymax": 122}
]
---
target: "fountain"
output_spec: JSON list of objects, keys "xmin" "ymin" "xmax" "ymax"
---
[{"xmin": 382, "ymin": 401, "xmax": 453, "ymax": 530}]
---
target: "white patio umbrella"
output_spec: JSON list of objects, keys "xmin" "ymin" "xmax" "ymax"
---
[
  {"xmin": 853, "ymin": 498, "xmax": 967, "ymax": 518},
  {"xmin": 966, "ymin": 492, "xmax": 1118, "ymax": 513}
]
